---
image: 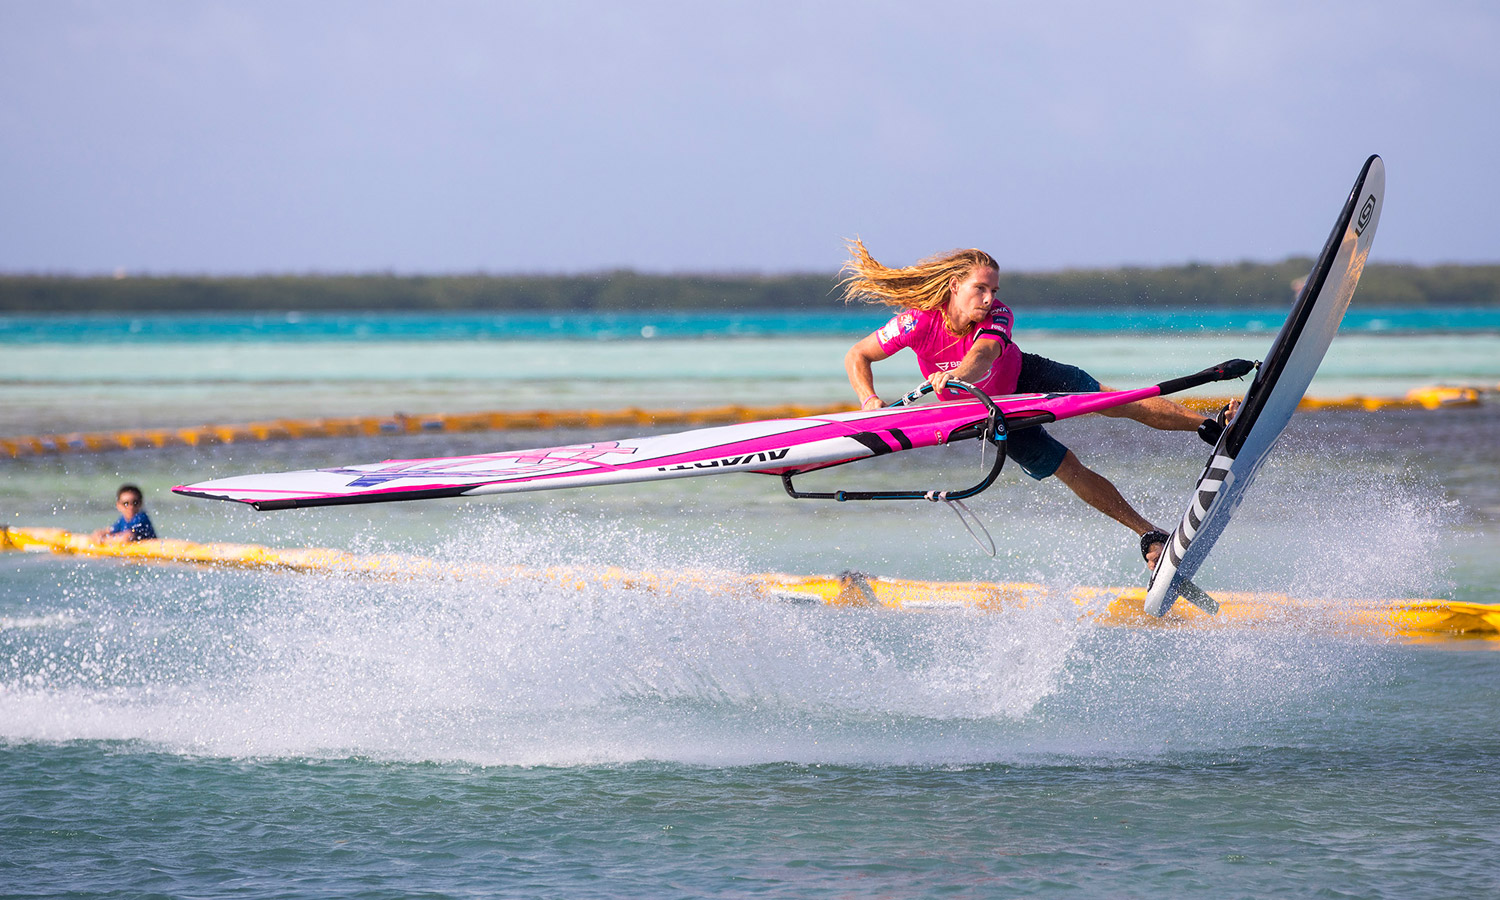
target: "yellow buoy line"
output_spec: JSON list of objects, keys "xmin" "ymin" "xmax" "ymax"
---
[
  {"xmin": 5, "ymin": 526, "xmax": 1495, "ymax": 642},
  {"xmin": 0, "ymin": 402, "xmax": 853, "ymax": 458},
  {"xmin": 0, "ymin": 386, "xmax": 1486, "ymax": 459}
]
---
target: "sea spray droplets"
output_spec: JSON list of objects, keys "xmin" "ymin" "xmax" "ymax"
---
[
  {"xmin": 0, "ymin": 480, "xmax": 1417, "ymax": 767},
  {"xmin": 50, "ymin": 508, "xmax": 1094, "ymax": 764}
]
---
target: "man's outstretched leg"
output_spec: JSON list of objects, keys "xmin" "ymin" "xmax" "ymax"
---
[
  {"xmin": 1098, "ymin": 392, "xmax": 1241, "ymax": 441},
  {"xmin": 1051, "ymin": 450, "xmax": 1167, "ymax": 570}
]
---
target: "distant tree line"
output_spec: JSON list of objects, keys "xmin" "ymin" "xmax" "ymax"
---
[{"xmin": 2, "ymin": 259, "xmax": 1498, "ymax": 312}]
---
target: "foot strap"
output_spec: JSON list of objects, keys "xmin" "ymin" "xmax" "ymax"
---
[
  {"xmin": 1140, "ymin": 529, "xmax": 1170, "ymax": 562},
  {"xmin": 1197, "ymin": 403, "xmax": 1231, "ymax": 445}
]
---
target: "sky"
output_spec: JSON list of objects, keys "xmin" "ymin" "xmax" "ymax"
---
[{"xmin": 2, "ymin": 0, "xmax": 1496, "ymax": 275}]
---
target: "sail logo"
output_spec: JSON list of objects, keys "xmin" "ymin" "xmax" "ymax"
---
[
  {"xmin": 333, "ymin": 442, "xmax": 636, "ymax": 486},
  {"xmin": 657, "ymin": 448, "xmax": 789, "ymax": 472},
  {"xmin": 1355, "ymin": 195, "xmax": 1376, "ymax": 236}
]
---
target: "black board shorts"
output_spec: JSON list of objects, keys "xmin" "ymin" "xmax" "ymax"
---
[{"xmin": 1007, "ymin": 353, "xmax": 1101, "ymax": 480}]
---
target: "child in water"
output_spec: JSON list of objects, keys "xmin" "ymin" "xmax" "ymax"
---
[{"xmin": 92, "ymin": 484, "xmax": 157, "ymax": 543}]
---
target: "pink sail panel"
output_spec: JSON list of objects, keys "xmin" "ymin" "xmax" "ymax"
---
[{"xmin": 174, "ymin": 386, "xmax": 1163, "ymax": 509}]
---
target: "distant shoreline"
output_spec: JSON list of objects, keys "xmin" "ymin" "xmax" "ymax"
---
[{"xmin": 4, "ymin": 258, "xmax": 1499, "ymax": 311}]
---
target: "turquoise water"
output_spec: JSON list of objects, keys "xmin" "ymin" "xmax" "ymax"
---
[
  {"xmin": 3, "ymin": 306, "xmax": 1500, "ymax": 343},
  {"xmin": 3, "ymin": 310, "xmax": 1500, "ymax": 897},
  {"xmin": 5, "ymin": 325, "xmax": 1499, "ymax": 434}
]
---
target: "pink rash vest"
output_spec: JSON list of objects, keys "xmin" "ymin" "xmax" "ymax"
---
[{"xmin": 873, "ymin": 303, "xmax": 1023, "ymax": 398}]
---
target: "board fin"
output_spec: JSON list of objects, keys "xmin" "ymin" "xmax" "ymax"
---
[{"xmin": 1174, "ymin": 578, "xmax": 1220, "ymax": 615}]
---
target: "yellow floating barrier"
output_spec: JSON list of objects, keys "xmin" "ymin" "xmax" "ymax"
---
[
  {"xmin": 1, "ymin": 386, "xmax": 1486, "ymax": 458},
  {"xmin": 1403, "ymin": 385, "xmax": 1483, "ymax": 409},
  {"xmin": 1, "ymin": 403, "xmax": 853, "ymax": 458},
  {"xmin": 4, "ymin": 526, "xmax": 1493, "ymax": 643}
]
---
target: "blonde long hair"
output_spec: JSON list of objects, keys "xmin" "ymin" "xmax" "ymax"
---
[{"xmin": 839, "ymin": 239, "xmax": 999, "ymax": 312}]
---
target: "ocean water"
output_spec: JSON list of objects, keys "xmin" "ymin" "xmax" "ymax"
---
[{"xmin": 3, "ymin": 311, "xmax": 1499, "ymax": 897}]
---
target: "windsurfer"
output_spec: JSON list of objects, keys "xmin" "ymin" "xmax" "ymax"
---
[{"xmin": 840, "ymin": 240, "xmax": 1230, "ymax": 569}]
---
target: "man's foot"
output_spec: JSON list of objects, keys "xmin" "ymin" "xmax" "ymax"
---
[
  {"xmin": 1197, "ymin": 399, "xmax": 1243, "ymax": 445},
  {"xmin": 1140, "ymin": 529, "xmax": 1170, "ymax": 572}
]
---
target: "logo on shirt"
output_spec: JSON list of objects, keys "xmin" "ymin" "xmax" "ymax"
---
[{"xmin": 876, "ymin": 312, "xmax": 917, "ymax": 344}]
